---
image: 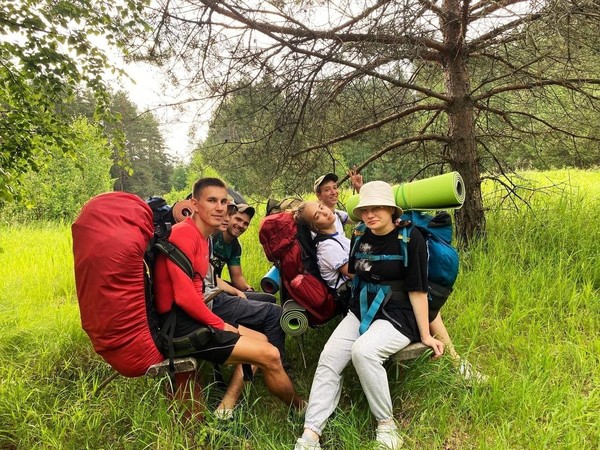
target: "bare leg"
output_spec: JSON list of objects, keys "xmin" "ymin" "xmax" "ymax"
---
[
  {"xmin": 225, "ymin": 335, "xmax": 305, "ymax": 410},
  {"xmin": 429, "ymin": 313, "xmax": 460, "ymax": 360},
  {"xmin": 215, "ymin": 326, "xmax": 263, "ymax": 413},
  {"xmin": 430, "ymin": 313, "xmax": 488, "ymax": 382},
  {"xmin": 216, "ymin": 365, "xmax": 245, "ymax": 414}
]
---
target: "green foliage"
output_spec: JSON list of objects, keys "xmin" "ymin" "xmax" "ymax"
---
[
  {"xmin": 170, "ymin": 164, "xmax": 189, "ymax": 191},
  {"xmin": 198, "ymin": 70, "xmax": 466, "ymax": 195},
  {"xmin": 1, "ymin": 169, "xmax": 598, "ymax": 448},
  {"xmin": 64, "ymin": 90, "xmax": 176, "ymax": 200},
  {"xmin": 0, "ymin": 66, "xmax": 77, "ymax": 201},
  {"xmin": 0, "ymin": 0, "xmax": 150, "ymax": 200},
  {"xmin": 109, "ymin": 92, "xmax": 174, "ymax": 198},
  {"xmin": 0, "ymin": 117, "xmax": 113, "ymax": 222},
  {"xmin": 198, "ymin": 78, "xmax": 333, "ymax": 197}
]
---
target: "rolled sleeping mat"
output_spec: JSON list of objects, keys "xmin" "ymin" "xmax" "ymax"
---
[
  {"xmin": 172, "ymin": 199, "xmax": 194, "ymax": 223},
  {"xmin": 346, "ymin": 171, "xmax": 466, "ymax": 221},
  {"xmin": 260, "ymin": 266, "xmax": 281, "ymax": 295},
  {"xmin": 280, "ymin": 299, "xmax": 310, "ymax": 336},
  {"xmin": 394, "ymin": 171, "xmax": 465, "ymax": 211}
]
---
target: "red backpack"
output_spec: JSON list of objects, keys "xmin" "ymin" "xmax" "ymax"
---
[
  {"xmin": 72, "ymin": 192, "xmax": 164, "ymax": 376},
  {"xmin": 74, "ymin": 192, "xmax": 214, "ymax": 380},
  {"xmin": 259, "ymin": 212, "xmax": 337, "ymax": 325}
]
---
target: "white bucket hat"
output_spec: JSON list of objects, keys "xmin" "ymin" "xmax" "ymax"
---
[{"xmin": 352, "ymin": 181, "xmax": 403, "ymax": 218}]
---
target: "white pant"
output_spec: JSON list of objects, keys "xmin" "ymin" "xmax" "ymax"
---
[{"xmin": 303, "ymin": 312, "xmax": 411, "ymax": 435}]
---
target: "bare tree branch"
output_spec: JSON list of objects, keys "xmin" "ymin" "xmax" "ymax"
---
[
  {"xmin": 477, "ymin": 103, "xmax": 600, "ymax": 143},
  {"xmin": 474, "ymin": 78, "xmax": 600, "ymax": 102},
  {"xmin": 469, "ymin": 13, "xmax": 543, "ymax": 49},
  {"xmin": 292, "ymin": 103, "xmax": 445, "ymax": 157},
  {"xmin": 197, "ymin": 0, "xmax": 446, "ymax": 51},
  {"xmin": 355, "ymin": 134, "xmax": 450, "ymax": 172}
]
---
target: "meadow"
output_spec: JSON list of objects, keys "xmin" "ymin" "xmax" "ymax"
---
[{"xmin": 0, "ymin": 169, "xmax": 598, "ymax": 449}]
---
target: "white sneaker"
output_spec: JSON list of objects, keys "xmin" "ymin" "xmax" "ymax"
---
[
  {"xmin": 376, "ymin": 426, "xmax": 403, "ymax": 449},
  {"xmin": 294, "ymin": 437, "xmax": 322, "ymax": 450},
  {"xmin": 458, "ymin": 359, "xmax": 489, "ymax": 383}
]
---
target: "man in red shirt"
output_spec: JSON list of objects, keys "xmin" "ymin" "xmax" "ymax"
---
[{"xmin": 153, "ymin": 177, "xmax": 305, "ymax": 413}]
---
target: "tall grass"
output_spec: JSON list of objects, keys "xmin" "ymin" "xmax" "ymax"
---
[{"xmin": 0, "ymin": 169, "xmax": 598, "ymax": 449}]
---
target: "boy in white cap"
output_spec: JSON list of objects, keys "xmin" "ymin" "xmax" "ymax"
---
[
  {"xmin": 314, "ymin": 169, "xmax": 365, "ymax": 235},
  {"xmin": 313, "ymin": 173, "xmax": 349, "ymax": 235}
]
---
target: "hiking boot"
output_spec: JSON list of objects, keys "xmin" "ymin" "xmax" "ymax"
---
[
  {"xmin": 375, "ymin": 426, "xmax": 403, "ymax": 449},
  {"xmin": 458, "ymin": 359, "xmax": 489, "ymax": 383},
  {"xmin": 294, "ymin": 437, "xmax": 322, "ymax": 450}
]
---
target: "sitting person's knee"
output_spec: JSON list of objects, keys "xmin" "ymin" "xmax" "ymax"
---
[
  {"xmin": 351, "ymin": 340, "xmax": 377, "ymax": 363},
  {"xmin": 260, "ymin": 343, "xmax": 283, "ymax": 369}
]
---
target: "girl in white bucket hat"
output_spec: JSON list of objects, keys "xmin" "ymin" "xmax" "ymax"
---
[{"xmin": 295, "ymin": 181, "xmax": 444, "ymax": 450}]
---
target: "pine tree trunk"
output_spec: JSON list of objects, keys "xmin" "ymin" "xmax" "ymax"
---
[{"xmin": 441, "ymin": 0, "xmax": 486, "ymax": 246}]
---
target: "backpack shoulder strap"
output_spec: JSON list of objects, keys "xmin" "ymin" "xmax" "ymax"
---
[
  {"xmin": 349, "ymin": 222, "xmax": 367, "ymax": 258},
  {"xmin": 354, "ymin": 222, "xmax": 367, "ymax": 235},
  {"xmin": 154, "ymin": 239, "xmax": 194, "ymax": 279},
  {"xmin": 314, "ymin": 232, "xmax": 344, "ymax": 249},
  {"xmin": 351, "ymin": 222, "xmax": 409, "ymax": 267},
  {"xmin": 152, "ymin": 239, "xmax": 202, "ymax": 388},
  {"xmin": 396, "ymin": 224, "xmax": 410, "ymax": 267}
]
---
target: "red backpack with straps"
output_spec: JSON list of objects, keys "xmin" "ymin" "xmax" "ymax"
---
[
  {"xmin": 73, "ymin": 192, "xmax": 214, "ymax": 380},
  {"xmin": 72, "ymin": 192, "xmax": 164, "ymax": 376},
  {"xmin": 259, "ymin": 211, "xmax": 337, "ymax": 325}
]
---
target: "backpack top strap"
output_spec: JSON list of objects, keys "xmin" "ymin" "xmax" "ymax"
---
[
  {"xmin": 349, "ymin": 222, "xmax": 367, "ymax": 258},
  {"xmin": 313, "ymin": 232, "xmax": 344, "ymax": 249}
]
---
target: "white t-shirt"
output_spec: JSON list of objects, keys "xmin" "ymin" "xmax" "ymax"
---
[{"xmin": 316, "ymin": 232, "xmax": 351, "ymax": 289}]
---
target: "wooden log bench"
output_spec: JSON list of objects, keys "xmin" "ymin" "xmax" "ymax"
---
[
  {"xmin": 146, "ymin": 357, "xmax": 206, "ymax": 419},
  {"xmin": 393, "ymin": 342, "xmax": 431, "ymax": 362},
  {"xmin": 390, "ymin": 342, "xmax": 431, "ymax": 378},
  {"xmin": 94, "ymin": 357, "xmax": 199, "ymax": 397},
  {"xmin": 145, "ymin": 357, "xmax": 198, "ymax": 377}
]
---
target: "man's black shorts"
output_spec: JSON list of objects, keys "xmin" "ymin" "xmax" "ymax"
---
[
  {"xmin": 164, "ymin": 307, "xmax": 241, "ymax": 365},
  {"xmin": 188, "ymin": 328, "xmax": 240, "ymax": 365}
]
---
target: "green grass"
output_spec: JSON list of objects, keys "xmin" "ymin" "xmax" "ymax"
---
[{"xmin": 1, "ymin": 169, "xmax": 599, "ymax": 449}]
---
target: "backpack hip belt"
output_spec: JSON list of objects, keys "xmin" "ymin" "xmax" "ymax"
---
[
  {"xmin": 355, "ymin": 279, "xmax": 406, "ymax": 335},
  {"xmin": 171, "ymin": 327, "xmax": 215, "ymax": 358}
]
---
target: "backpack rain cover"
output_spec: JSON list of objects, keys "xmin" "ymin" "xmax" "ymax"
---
[{"xmin": 72, "ymin": 192, "xmax": 164, "ymax": 377}]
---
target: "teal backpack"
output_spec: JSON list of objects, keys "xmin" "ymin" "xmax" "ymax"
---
[{"xmin": 351, "ymin": 211, "xmax": 459, "ymax": 334}]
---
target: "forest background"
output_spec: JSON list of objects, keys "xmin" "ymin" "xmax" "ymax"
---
[{"xmin": 0, "ymin": 1, "xmax": 599, "ymax": 448}]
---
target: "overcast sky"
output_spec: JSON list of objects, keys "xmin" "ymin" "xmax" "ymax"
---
[{"xmin": 110, "ymin": 56, "xmax": 207, "ymax": 162}]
